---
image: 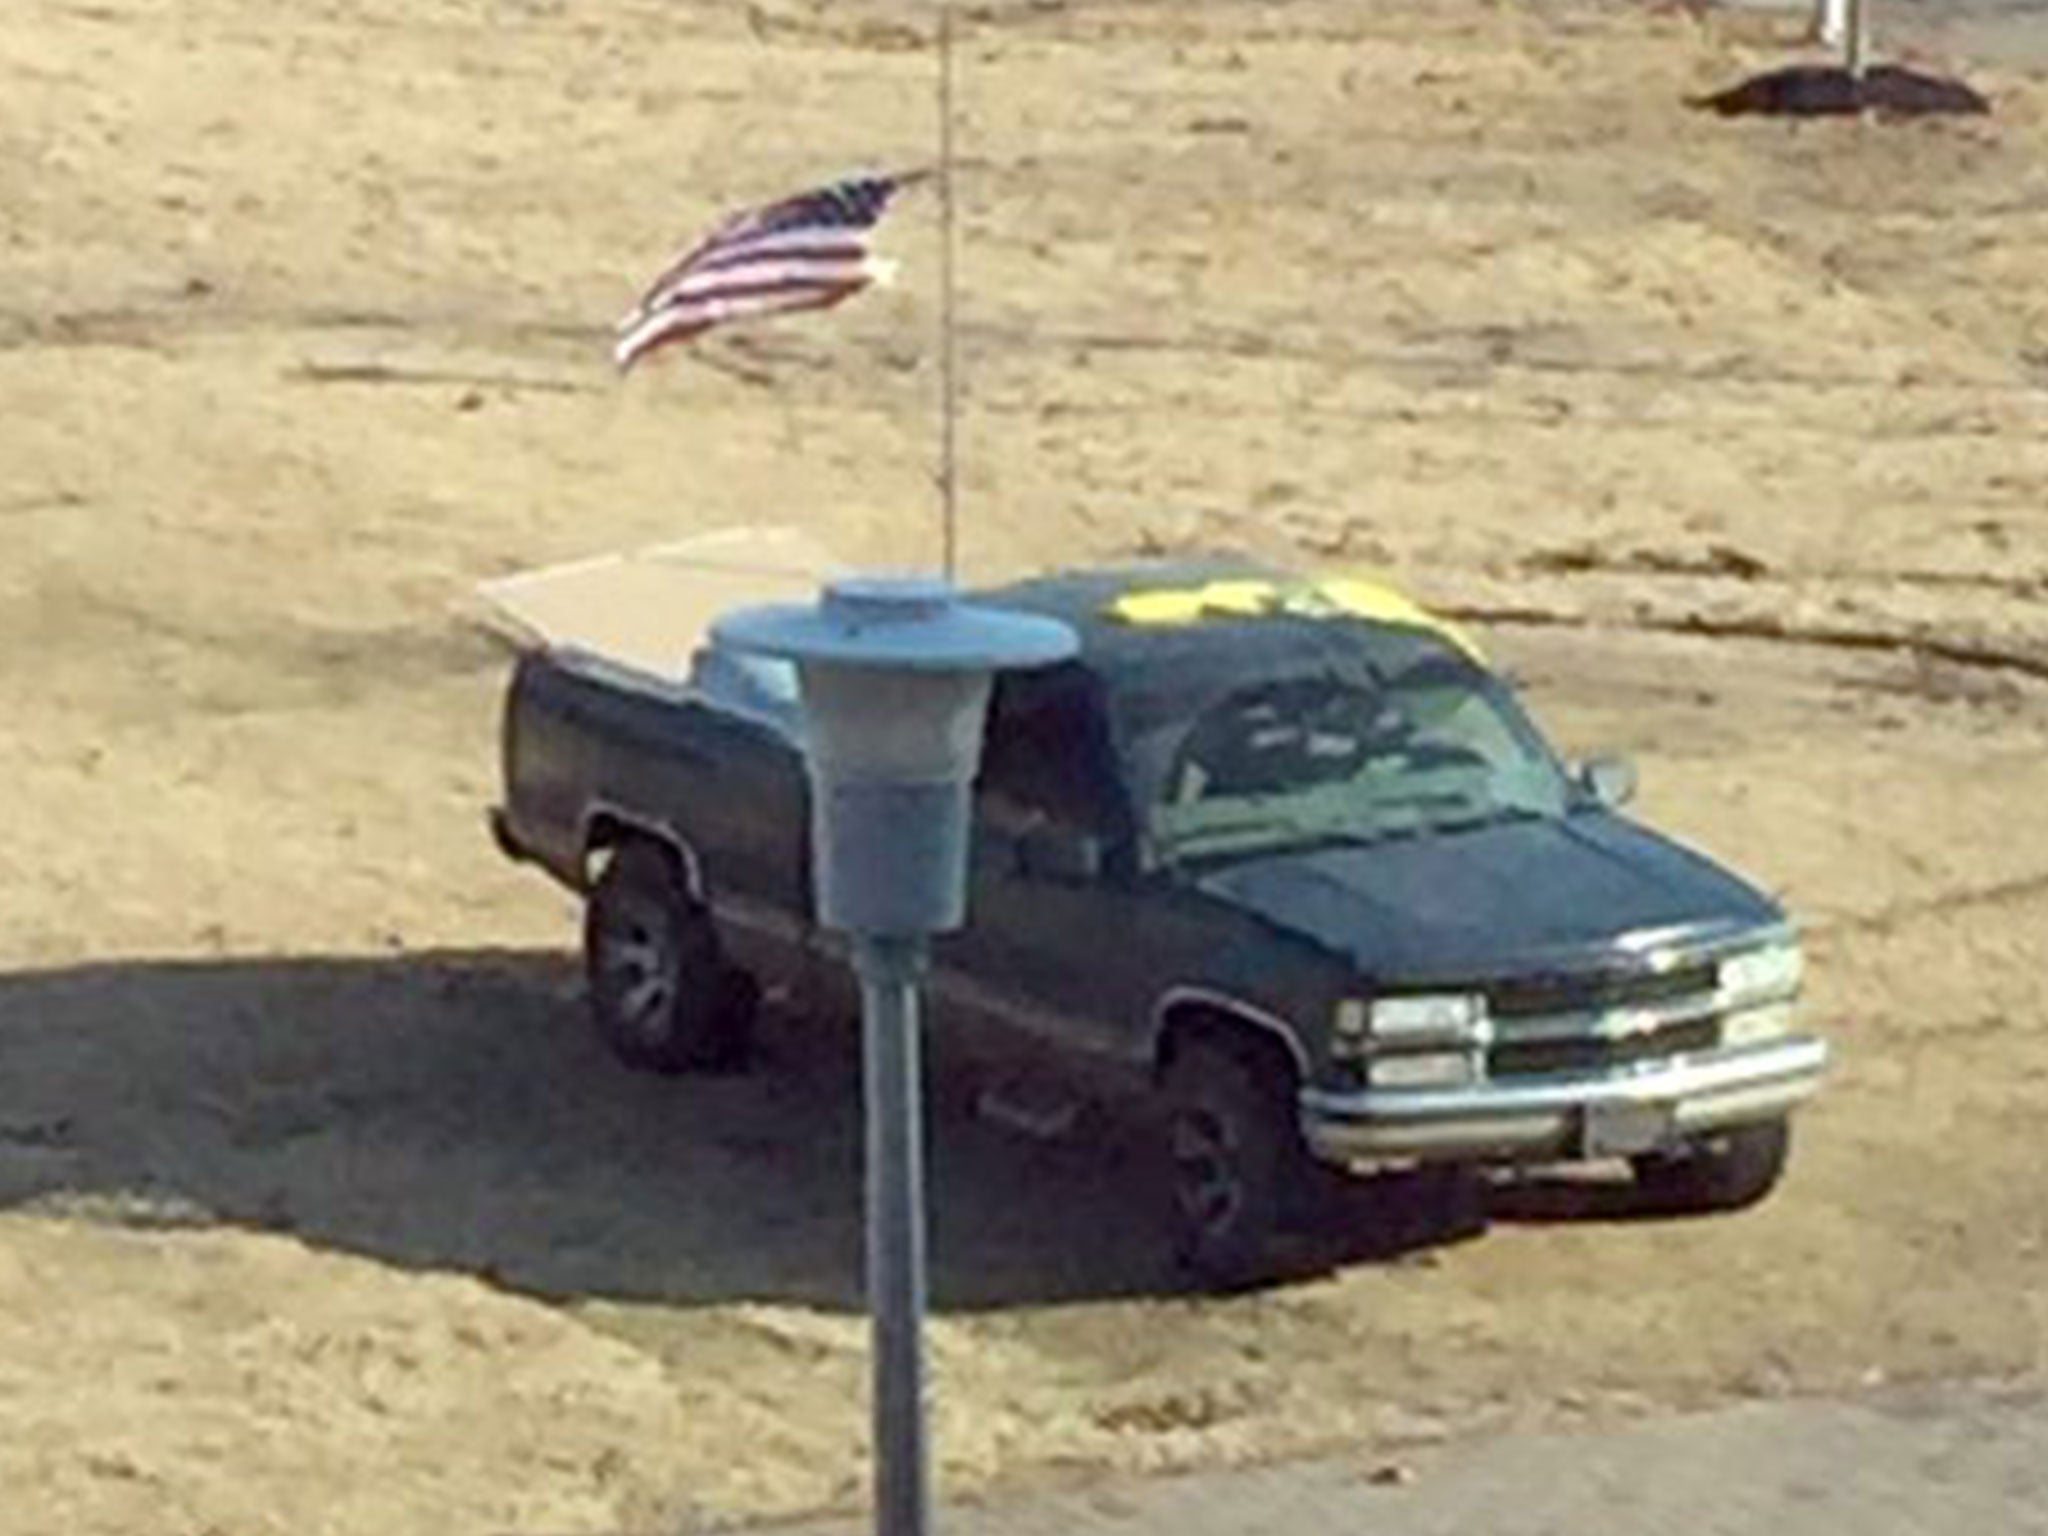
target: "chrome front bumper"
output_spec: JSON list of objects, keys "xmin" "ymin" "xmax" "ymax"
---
[{"xmin": 1299, "ymin": 1036, "xmax": 1829, "ymax": 1164}]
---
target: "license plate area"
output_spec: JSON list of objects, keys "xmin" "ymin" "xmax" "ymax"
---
[{"xmin": 1581, "ymin": 1099, "xmax": 1676, "ymax": 1158}]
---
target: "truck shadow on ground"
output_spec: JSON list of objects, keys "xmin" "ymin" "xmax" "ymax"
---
[{"xmin": 0, "ymin": 948, "xmax": 1651, "ymax": 1312}]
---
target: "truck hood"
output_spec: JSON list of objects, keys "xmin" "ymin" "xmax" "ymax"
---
[{"xmin": 1191, "ymin": 812, "xmax": 1784, "ymax": 981}]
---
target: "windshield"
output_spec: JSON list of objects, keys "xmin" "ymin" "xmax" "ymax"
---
[{"xmin": 1145, "ymin": 657, "xmax": 1572, "ymax": 862}]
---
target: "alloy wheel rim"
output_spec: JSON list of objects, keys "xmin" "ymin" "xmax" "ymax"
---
[
  {"xmin": 604, "ymin": 907, "xmax": 677, "ymax": 1042},
  {"xmin": 1171, "ymin": 1107, "xmax": 1244, "ymax": 1238}
]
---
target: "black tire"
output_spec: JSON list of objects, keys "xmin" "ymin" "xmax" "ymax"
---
[
  {"xmin": 1159, "ymin": 1038, "xmax": 1311, "ymax": 1287},
  {"xmin": 1631, "ymin": 1119, "xmax": 1791, "ymax": 1214},
  {"xmin": 584, "ymin": 841, "xmax": 755, "ymax": 1074}
]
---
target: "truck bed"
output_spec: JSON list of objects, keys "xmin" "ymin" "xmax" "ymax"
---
[{"xmin": 494, "ymin": 645, "xmax": 812, "ymax": 955}]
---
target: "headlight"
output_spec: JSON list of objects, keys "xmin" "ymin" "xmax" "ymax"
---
[
  {"xmin": 1368, "ymin": 993, "xmax": 1490, "ymax": 1046},
  {"xmin": 1333, "ymin": 992, "xmax": 1490, "ymax": 1072},
  {"xmin": 1368, "ymin": 1051, "xmax": 1480, "ymax": 1089},
  {"xmin": 1722, "ymin": 1000, "xmax": 1796, "ymax": 1049},
  {"xmin": 1718, "ymin": 943, "xmax": 1804, "ymax": 1006},
  {"xmin": 1333, "ymin": 997, "xmax": 1372, "ymax": 1052}
]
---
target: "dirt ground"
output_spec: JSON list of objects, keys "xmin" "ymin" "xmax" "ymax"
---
[{"xmin": 3, "ymin": 0, "xmax": 2046, "ymax": 1531}]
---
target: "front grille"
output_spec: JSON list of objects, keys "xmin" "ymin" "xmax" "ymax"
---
[
  {"xmin": 1486, "ymin": 960, "xmax": 1721, "ymax": 1020},
  {"xmin": 1489, "ymin": 1016, "xmax": 1721, "ymax": 1078}
]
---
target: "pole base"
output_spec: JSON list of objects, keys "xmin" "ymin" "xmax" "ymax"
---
[{"xmin": 1687, "ymin": 64, "xmax": 1989, "ymax": 118}]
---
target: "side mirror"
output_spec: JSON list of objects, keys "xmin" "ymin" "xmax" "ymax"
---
[
  {"xmin": 1577, "ymin": 755, "xmax": 1638, "ymax": 809},
  {"xmin": 1016, "ymin": 823, "xmax": 1105, "ymax": 884}
]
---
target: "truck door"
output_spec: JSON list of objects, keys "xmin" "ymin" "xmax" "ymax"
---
[{"xmin": 933, "ymin": 665, "xmax": 1156, "ymax": 1080}]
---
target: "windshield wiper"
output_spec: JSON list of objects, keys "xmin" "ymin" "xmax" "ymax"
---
[
  {"xmin": 1419, "ymin": 808, "xmax": 1492, "ymax": 835},
  {"xmin": 1422, "ymin": 803, "xmax": 1551, "ymax": 835},
  {"xmin": 1161, "ymin": 819, "xmax": 1307, "ymax": 861},
  {"xmin": 1166, "ymin": 815, "xmax": 1418, "ymax": 863},
  {"xmin": 1188, "ymin": 818, "xmax": 1437, "ymax": 861},
  {"xmin": 1290, "ymin": 823, "xmax": 1427, "ymax": 852}
]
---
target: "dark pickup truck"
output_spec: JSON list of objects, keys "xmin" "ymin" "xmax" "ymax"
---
[{"xmin": 491, "ymin": 557, "xmax": 1827, "ymax": 1279}]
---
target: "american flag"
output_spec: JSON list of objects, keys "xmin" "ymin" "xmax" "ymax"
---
[{"xmin": 613, "ymin": 171, "xmax": 926, "ymax": 372}]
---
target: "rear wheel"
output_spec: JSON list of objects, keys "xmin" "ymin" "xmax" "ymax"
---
[
  {"xmin": 1631, "ymin": 1119, "xmax": 1790, "ymax": 1213},
  {"xmin": 1160, "ymin": 1038, "xmax": 1311, "ymax": 1287},
  {"xmin": 584, "ymin": 841, "xmax": 756, "ymax": 1073}
]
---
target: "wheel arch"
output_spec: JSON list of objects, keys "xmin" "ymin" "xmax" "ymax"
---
[
  {"xmin": 1151, "ymin": 987, "xmax": 1311, "ymax": 1091},
  {"xmin": 581, "ymin": 804, "xmax": 706, "ymax": 904}
]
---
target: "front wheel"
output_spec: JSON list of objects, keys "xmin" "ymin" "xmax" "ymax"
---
[
  {"xmin": 584, "ymin": 842, "xmax": 755, "ymax": 1074},
  {"xmin": 1160, "ymin": 1040, "xmax": 1311, "ymax": 1287},
  {"xmin": 1631, "ymin": 1119, "xmax": 1791, "ymax": 1213}
]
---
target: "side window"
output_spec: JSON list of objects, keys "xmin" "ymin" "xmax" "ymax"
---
[
  {"xmin": 687, "ymin": 642, "xmax": 801, "ymax": 736},
  {"xmin": 978, "ymin": 669, "xmax": 1117, "ymax": 832}
]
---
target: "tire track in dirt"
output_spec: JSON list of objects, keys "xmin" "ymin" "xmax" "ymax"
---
[
  {"xmin": 981, "ymin": 323, "xmax": 2048, "ymax": 399},
  {"xmin": 1514, "ymin": 546, "xmax": 2047, "ymax": 599},
  {"xmin": 0, "ymin": 302, "xmax": 603, "ymax": 354},
  {"xmin": 1447, "ymin": 604, "xmax": 2048, "ymax": 684},
  {"xmin": 14, "ymin": 303, "xmax": 2048, "ymax": 406},
  {"xmin": 1807, "ymin": 869, "xmax": 2048, "ymax": 942}
]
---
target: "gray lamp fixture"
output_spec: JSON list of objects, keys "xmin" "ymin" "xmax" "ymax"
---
[{"xmin": 713, "ymin": 576, "xmax": 1076, "ymax": 1536}]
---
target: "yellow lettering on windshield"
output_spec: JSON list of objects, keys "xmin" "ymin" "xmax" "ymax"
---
[{"xmin": 1106, "ymin": 573, "xmax": 1486, "ymax": 663}]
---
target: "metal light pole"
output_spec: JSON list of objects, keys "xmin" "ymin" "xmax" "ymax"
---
[
  {"xmin": 1814, "ymin": 0, "xmax": 1871, "ymax": 78},
  {"xmin": 936, "ymin": 1, "xmax": 960, "ymax": 582},
  {"xmin": 713, "ymin": 578, "xmax": 1076, "ymax": 1536},
  {"xmin": 1844, "ymin": 0, "xmax": 1870, "ymax": 79},
  {"xmin": 1815, "ymin": 0, "xmax": 1848, "ymax": 49}
]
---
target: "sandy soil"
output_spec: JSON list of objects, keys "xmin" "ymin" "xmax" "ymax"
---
[{"xmin": 2, "ymin": 0, "xmax": 2046, "ymax": 1531}]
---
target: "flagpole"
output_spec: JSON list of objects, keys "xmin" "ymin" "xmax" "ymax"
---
[{"xmin": 937, "ymin": 0, "xmax": 959, "ymax": 582}]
